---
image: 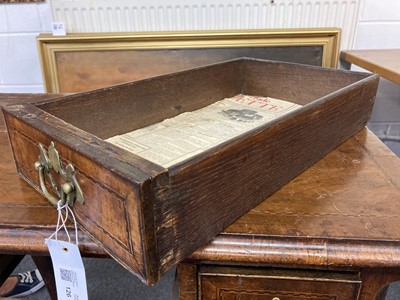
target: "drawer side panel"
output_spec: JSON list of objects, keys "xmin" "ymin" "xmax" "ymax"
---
[{"xmin": 155, "ymin": 76, "xmax": 380, "ymax": 274}]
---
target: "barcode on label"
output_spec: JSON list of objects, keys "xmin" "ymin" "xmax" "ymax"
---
[{"xmin": 60, "ymin": 268, "xmax": 76, "ymax": 283}]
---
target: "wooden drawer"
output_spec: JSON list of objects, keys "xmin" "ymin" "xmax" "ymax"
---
[
  {"xmin": 199, "ymin": 266, "xmax": 361, "ymax": 300},
  {"xmin": 2, "ymin": 58, "xmax": 378, "ymax": 284}
]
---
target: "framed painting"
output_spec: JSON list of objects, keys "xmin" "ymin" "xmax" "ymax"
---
[{"xmin": 37, "ymin": 28, "xmax": 341, "ymax": 93}]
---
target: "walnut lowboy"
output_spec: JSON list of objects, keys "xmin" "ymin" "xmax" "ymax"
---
[{"xmin": 2, "ymin": 58, "xmax": 379, "ymax": 284}]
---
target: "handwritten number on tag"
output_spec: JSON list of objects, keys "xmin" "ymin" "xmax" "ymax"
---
[{"xmin": 66, "ymin": 286, "xmax": 72, "ymax": 298}]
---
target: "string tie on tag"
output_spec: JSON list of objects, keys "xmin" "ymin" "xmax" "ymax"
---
[
  {"xmin": 45, "ymin": 202, "xmax": 88, "ymax": 299},
  {"xmin": 46, "ymin": 200, "xmax": 79, "ymax": 246}
]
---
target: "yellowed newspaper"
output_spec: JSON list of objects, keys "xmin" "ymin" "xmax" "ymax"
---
[{"xmin": 106, "ymin": 94, "xmax": 302, "ymax": 167}]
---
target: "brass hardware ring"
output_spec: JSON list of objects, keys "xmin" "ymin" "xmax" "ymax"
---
[
  {"xmin": 35, "ymin": 142, "xmax": 85, "ymax": 207},
  {"xmin": 35, "ymin": 161, "xmax": 59, "ymax": 206}
]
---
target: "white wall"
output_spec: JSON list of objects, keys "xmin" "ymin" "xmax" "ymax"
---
[
  {"xmin": 354, "ymin": 0, "xmax": 400, "ymax": 49},
  {"xmin": 0, "ymin": 0, "xmax": 399, "ymax": 100},
  {"xmin": 353, "ymin": 0, "xmax": 400, "ymax": 124},
  {"xmin": 49, "ymin": 0, "xmax": 360, "ymax": 50},
  {"xmin": 0, "ymin": 2, "xmax": 52, "ymax": 93}
]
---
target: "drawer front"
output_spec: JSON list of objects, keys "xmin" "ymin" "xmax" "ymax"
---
[
  {"xmin": 3, "ymin": 110, "xmax": 153, "ymax": 282},
  {"xmin": 217, "ymin": 291, "xmax": 343, "ymax": 300},
  {"xmin": 199, "ymin": 266, "xmax": 361, "ymax": 300}
]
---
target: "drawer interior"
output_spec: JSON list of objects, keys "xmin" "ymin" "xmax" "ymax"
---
[{"xmin": 35, "ymin": 59, "xmax": 367, "ymax": 140}]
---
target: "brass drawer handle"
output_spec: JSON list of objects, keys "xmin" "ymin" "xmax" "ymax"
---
[{"xmin": 35, "ymin": 142, "xmax": 85, "ymax": 206}]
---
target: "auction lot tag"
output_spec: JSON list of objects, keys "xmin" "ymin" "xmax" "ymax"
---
[{"xmin": 46, "ymin": 239, "xmax": 88, "ymax": 300}]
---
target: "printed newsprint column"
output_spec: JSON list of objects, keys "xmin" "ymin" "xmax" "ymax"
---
[{"xmin": 106, "ymin": 94, "xmax": 302, "ymax": 167}]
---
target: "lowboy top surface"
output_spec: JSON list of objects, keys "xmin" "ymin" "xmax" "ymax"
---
[{"xmin": 1, "ymin": 93, "xmax": 400, "ymax": 269}]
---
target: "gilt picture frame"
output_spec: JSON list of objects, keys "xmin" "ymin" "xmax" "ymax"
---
[{"xmin": 37, "ymin": 28, "xmax": 341, "ymax": 93}]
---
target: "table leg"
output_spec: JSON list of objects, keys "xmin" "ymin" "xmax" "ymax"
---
[
  {"xmin": 359, "ymin": 268, "xmax": 400, "ymax": 300},
  {"xmin": 32, "ymin": 255, "xmax": 57, "ymax": 300},
  {"xmin": 0, "ymin": 254, "xmax": 24, "ymax": 287},
  {"xmin": 176, "ymin": 263, "xmax": 198, "ymax": 300},
  {"xmin": 339, "ymin": 59, "xmax": 352, "ymax": 70}
]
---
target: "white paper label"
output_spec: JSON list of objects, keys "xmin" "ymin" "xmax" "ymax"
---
[
  {"xmin": 46, "ymin": 239, "xmax": 88, "ymax": 300},
  {"xmin": 52, "ymin": 22, "xmax": 66, "ymax": 36}
]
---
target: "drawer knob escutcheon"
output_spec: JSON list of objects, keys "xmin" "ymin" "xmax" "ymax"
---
[{"xmin": 35, "ymin": 141, "xmax": 85, "ymax": 206}]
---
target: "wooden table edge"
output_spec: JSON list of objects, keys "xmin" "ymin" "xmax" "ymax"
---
[
  {"xmin": 340, "ymin": 50, "xmax": 400, "ymax": 85},
  {"xmin": 0, "ymin": 227, "xmax": 107, "ymax": 258},
  {"xmin": 186, "ymin": 234, "xmax": 400, "ymax": 269}
]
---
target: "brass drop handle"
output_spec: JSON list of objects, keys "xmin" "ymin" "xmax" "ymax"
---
[
  {"xmin": 35, "ymin": 161, "xmax": 59, "ymax": 206},
  {"xmin": 35, "ymin": 142, "xmax": 85, "ymax": 206}
]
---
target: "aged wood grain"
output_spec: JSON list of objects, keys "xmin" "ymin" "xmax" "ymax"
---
[
  {"xmin": 0, "ymin": 101, "xmax": 105, "ymax": 257},
  {"xmin": 359, "ymin": 268, "xmax": 400, "ymax": 299},
  {"xmin": 36, "ymin": 60, "xmax": 243, "ymax": 139},
  {"xmin": 2, "ymin": 93, "xmax": 400, "ymax": 297},
  {"xmin": 243, "ymin": 58, "xmax": 369, "ymax": 105},
  {"xmin": 188, "ymin": 131, "xmax": 400, "ymax": 269},
  {"xmin": 180, "ymin": 128, "xmax": 400, "ymax": 299},
  {"xmin": 0, "ymin": 93, "xmax": 63, "ymax": 132},
  {"xmin": 2, "ymin": 58, "xmax": 379, "ymax": 284},
  {"xmin": 3, "ymin": 111, "xmax": 154, "ymax": 282},
  {"xmin": 199, "ymin": 266, "xmax": 361, "ymax": 300},
  {"xmin": 153, "ymin": 60, "xmax": 379, "ymax": 274},
  {"xmin": 176, "ymin": 264, "xmax": 197, "ymax": 300}
]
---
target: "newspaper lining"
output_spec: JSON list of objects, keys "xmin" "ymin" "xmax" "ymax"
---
[{"xmin": 106, "ymin": 94, "xmax": 302, "ymax": 167}]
